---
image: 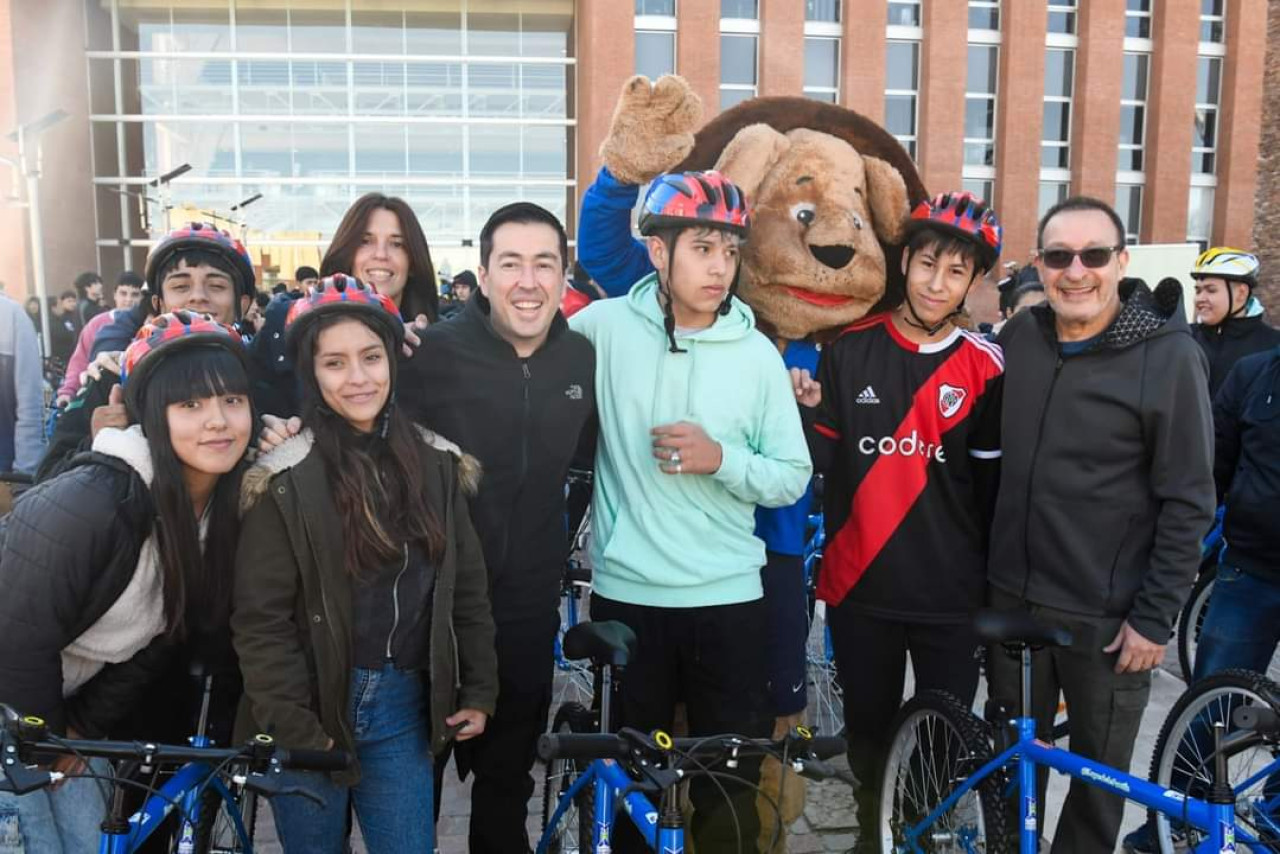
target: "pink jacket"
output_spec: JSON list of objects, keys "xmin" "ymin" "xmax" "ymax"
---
[{"xmin": 58, "ymin": 310, "xmax": 119, "ymax": 400}]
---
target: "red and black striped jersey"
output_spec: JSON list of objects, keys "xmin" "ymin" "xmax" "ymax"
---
[{"xmin": 806, "ymin": 313, "xmax": 1003, "ymax": 622}]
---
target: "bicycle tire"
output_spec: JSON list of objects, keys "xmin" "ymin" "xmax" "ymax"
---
[
  {"xmin": 1146, "ymin": 669, "xmax": 1280, "ymax": 854},
  {"xmin": 542, "ymin": 702, "xmax": 595, "ymax": 854},
  {"xmin": 1176, "ymin": 566, "xmax": 1217, "ymax": 681},
  {"xmin": 177, "ymin": 784, "xmax": 256, "ymax": 854},
  {"xmin": 878, "ymin": 689, "xmax": 1012, "ymax": 853}
]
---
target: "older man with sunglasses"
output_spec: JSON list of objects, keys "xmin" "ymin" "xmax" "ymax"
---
[{"xmin": 984, "ymin": 197, "xmax": 1215, "ymax": 853}]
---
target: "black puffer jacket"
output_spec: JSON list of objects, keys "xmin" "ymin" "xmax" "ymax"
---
[
  {"xmin": 990, "ymin": 279, "xmax": 1216, "ymax": 643},
  {"xmin": 0, "ymin": 444, "xmax": 161, "ymax": 736},
  {"xmin": 1192, "ymin": 308, "xmax": 1280, "ymax": 398}
]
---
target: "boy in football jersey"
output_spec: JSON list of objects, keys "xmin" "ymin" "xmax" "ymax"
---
[{"xmin": 793, "ymin": 192, "xmax": 1005, "ymax": 846}]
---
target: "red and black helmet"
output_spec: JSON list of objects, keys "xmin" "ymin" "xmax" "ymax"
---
[
  {"xmin": 284, "ymin": 273, "xmax": 404, "ymax": 358},
  {"xmin": 638, "ymin": 170, "xmax": 750, "ymax": 238},
  {"xmin": 120, "ymin": 310, "xmax": 247, "ymax": 420},
  {"xmin": 905, "ymin": 192, "xmax": 1003, "ymax": 272},
  {"xmin": 144, "ymin": 223, "xmax": 257, "ymax": 301}
]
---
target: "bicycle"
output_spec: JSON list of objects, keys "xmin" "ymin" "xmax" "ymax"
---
[
  {"xmin": 878, "ymin": 609, "xmax": 1272, "ymax": 853},
  {"xmin": 537, "ymin": 620, "xmax": 853, "ymax": 853},
  {"xmin": 552, "ymin": 469, "xmax": 595, "ymax": 707},
  {"xmin": 802, "ymin": 508, "xmax": 845, "ymax": 738},
  {"xmin": 0, "ymin": 703, "xmax": 347, "ymax": 854}
]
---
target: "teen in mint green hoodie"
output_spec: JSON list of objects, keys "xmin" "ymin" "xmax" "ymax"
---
[{"xmin": 568, "ymin": 170, "xmax": 811, "ymax": 853}]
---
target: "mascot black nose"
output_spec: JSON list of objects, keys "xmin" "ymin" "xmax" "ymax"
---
[{"xmin": 809, "ymin": 244, "xmax": 855, "ymax": 270}]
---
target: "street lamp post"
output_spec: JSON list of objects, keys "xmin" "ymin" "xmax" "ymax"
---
[{"xmin": 8, "ymin": 110, "xmax": 69, "ymax": 360}]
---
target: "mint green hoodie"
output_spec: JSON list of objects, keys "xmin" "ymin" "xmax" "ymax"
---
[{"xmin": 570, "ymin": 274, "xmax": 812, "ymax": 607}]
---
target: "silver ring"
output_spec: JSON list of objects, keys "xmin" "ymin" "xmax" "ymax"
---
[
  {"xmin": 670, "ymin": 450, "xmax": 681, "ymax": 465},
  {"xmin": 674, "ymin": 462, "xmax": 682, "ymax": 474}
]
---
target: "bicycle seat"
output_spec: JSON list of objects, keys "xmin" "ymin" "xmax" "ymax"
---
[
  {"xmin": 974, "ymin": 609, "xmax": 1072, "ymax": 649},
  {"xmin": 563, "ymin": 621, "xmax": 637, "ymax": 668}
]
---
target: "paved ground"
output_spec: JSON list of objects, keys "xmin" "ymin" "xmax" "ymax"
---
[{"xmin": 251, "ymin": 649, "xmax": 1189, "ymax": 853}]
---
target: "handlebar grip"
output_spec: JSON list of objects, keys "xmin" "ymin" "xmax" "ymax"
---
[
  {"xmin": 537, "ymin": 733, "xmax": 630, "ymax": 762},
  {"xmin": 805, "ymin": 736, "xmax": 847, "ymax": 760},
  {"xmin": 278, "ymin": 748, "xmax": 351, "ymax": 772}
]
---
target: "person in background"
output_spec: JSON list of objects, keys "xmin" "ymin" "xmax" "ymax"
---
[
  {"xmin": 0, "ymin": 292, "xmax": 46, "ymax": 474},
  {"xmin": 294, "ymin": 265, "xmax": 320, "ymax": 292},
  {"xmin": 24, "ymin": 297, "xmax": 42, "ymax": 337},
  {"xmin": 320, "ymin": 193, "xmax": 438, "ymax": 324},
  {"xmin": 49, "ymin": 291, "xmax": 80, "ymax": 367},
  {"xmin": 73, "ymin": 271, "xmax": 106, "ymax": 326},
  {"xmin": 57, "ymin": 308, "xmax": 123, "ymax": 406},
  {"xmin": 244, "ymin": 292, "xmax": 270, "ymax": 335},
  {"xmin": 451, "ymin": 270, "xmax": 475, "ymax": 305},
  {"xmin": 1189, "ymin": 248, "xmax": 1280, "ymax": 397},
  {"xmin": 112, "ymin": 271, "xmax": 144, "ymax": 311}
]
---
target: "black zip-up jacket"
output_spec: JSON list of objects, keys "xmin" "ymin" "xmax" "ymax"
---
[
  {"xmin": 1213, "ymin": 346, "xmax": 1280, "ymax": 582},
  {"xmin": 1193, "ymin": 311, "xmax": 1280, "ymax": 397},
  {"xmin": 397, "ymin": 294, "xmax": 596, "ymax": 624},
  {"xmin": 989, "ymin": 279, "xmax": 1215, "ymax": 643}
]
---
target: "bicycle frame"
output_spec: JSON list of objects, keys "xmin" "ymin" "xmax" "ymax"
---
[
  {"xmin": 98, "ymin": 758, "xmax": 252, "ymax": 854},
  {"xmin": 893, "ymin": 718, "xmax": 1253, "ymax": 853},
  {"xmin": 537, "ymin": 758, "xmax": 682, "ymax": 854}
]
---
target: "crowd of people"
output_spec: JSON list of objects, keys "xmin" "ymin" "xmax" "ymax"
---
[{"xmin": 0, "ymin": 142, "xmax": 1274, "ymax": 854}]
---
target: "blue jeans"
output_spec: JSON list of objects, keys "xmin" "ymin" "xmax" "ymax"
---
[
  {"xmin": 270, "ymin": 665, "xmax": 434, "ymax": 854},
  {"xmin": 0, "ymin": 758, "xmax": 110, "ymax": 853},
  {"xmin": 1193, "ymin": 565, "xmax": 1280, "ymax": 682}
]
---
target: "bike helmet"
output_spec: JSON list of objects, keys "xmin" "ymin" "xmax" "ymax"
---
[
  {"xmin": 638, "ymin": 170, "xmax": 750, "ymax": 238},
  {"xmin": 1191, "ymin": 247, "xmax": 1259, "ymax": 286},
  {"xmin": 904, "ymin": 192, "xmax": 1003, "ymax": 273},
  {"xmin": 120, "ymin": 310, "xmax": 248, "ymax": 421},
  {"xmin": 284, "ymin": 273, "xmax": 404, "ymax": 359},
  {"xmin": 145, "ymin": 223, "xmax": 257, "ymax": 304}
]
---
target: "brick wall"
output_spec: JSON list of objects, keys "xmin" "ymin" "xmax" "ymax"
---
[{"xmin": 1254, "ymin": 0, "xmax": 1280, "ymax": 314}]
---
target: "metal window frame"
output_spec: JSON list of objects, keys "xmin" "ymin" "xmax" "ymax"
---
[
  {"xmin": 803, "ymin": 34, "xmax": 841, "ymax": 101},
  {"xmin": 963, "ymin": 43, "xmax": 999, "ymax": 170},
  {"xmin": 884, "ymin": 37, "xmax": 920, "ymax": 163}
]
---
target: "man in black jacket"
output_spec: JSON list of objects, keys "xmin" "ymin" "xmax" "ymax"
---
[
  {"xmin": 987, "ymin": 197, "xmax": 1215, "ymax": 853},
  {"xmin": 398, "ymin": 202, "xmax": 595, "ymax": 854}
]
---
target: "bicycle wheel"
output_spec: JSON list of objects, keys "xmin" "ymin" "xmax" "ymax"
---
[
  {"xmin": 1176, "ymin": 567, "xmax": 1216, "ymax": 681},
  {"xmin": 542, "ymin": 702, "xmax": 595, "ymax": 854},
  {"xmin": 879, "ymin": 690, "xmax": 1011, "ymax": 853},
  {"xmin": 184, "ymin": 784, "xmax": 256, "ymax": 854},
  {"xmin": 805, "ymin": 598, "xmax": 845, "ymax": 738},
  {"xmin": 1148, "ymin": 669, "xmax": 1280, "ymax": 854}
]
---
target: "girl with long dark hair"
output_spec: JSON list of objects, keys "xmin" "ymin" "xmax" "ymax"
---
[
  {"xmin": 232, "ymin": 274, "xmax": 496, "ymax": 853},
  {"xmin": 321, "ymin": 193, "xmax": 439, "ymax": 322},
  {"xmin": 0, "ymin": 312, "xmax": 254, "ymax": 852}
]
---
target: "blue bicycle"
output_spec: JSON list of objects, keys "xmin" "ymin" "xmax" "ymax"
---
[
  {"xmin": 878, "ymin": 609, "xmax": 1273, "ymax": 852},
  {"xmin": 538, "ymin": 620, "xmax": 852, "ymax": 853},
  {"xmin": 0, "ymin": 704, "xmax": 347, "ymax": 854}
]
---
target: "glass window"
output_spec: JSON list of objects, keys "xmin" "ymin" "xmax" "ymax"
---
[
  {"xmin": 1193, "ymin": 56, "xmax": 1222, "ymax": 175},
  {"xmin": 522, "ymin": 126, "xmax": 569, "ymax": 176},
  {"xmin": 806, "ymin": 0, "xmax": 840, "ymax": 23},
  {"xmin": 407, "ymin": 125, "xmax": 464, "ymax": 177},
  {"xmin": 354, "ymin": 124, "xmax": 407, "ymax": 176},
  {"xmin": 521, "ymin": 65, "xmax": 568, "ymax": 118},
  {"xmin": 1125, "ymin": 0, "xmax": 1152, "ymax": 39},
  {"xmin": 888, "ymin": 1, "xmax": 921, "ymax": 27},
  {"xmin": 722, "ymin": 0, "xmax": 758, "ymax": 18},
  {"xmin": 963, "ymin": 179, "xmax": 994, "ymax": 203},
  {"xmin": 468, "ymin": 13, "xmax": 520, "ymax": 56},
  {"xmin": 720, "ymin": 88, "xmax": 755, "ymax": 110},
  {"xmin": 721, "ymin": 35, "xmax": 757, "ymax": 86},
  {"xmin": 1043, "ymin": 49, "xmax": 1073, "ymax": 169},
  {"xmin": 1118, "ymin": 52, "xmax": 1149, "ymax": 172},
  {"xmin": 885, "ymin": 41, "xmax": 919, "ymax": 160},
  {"xmin": 142, "ymin": 120, "xmax": 236, "ymax": 178},
  {"xmin": 969, "ymin": 1, "xmax": 1000, "ymax": 31},
  {"xmin": 1115, "ymin": 183, "xmax": 1142, "ymax": 243},
  {"xmin": 1044, "ymin": 49, "xmax": 1074, "ymax": 99},
  {"xmin": 1200, "ymin": 0, "xmax": 1225, "ymax": 43},
  {"xmin": 1187, "ymin": 185, "xmax": 1214, "ymax": 245},
  {"xmin": 964, "ymin": 45, "xmax": 998, "ymax": 167},
  {"xmin": 469, "ymin": 64, "xmax": 520, "ymax": 117},
  {"xmin": 804, "ymin": 37, "xmax": 840, "ymax": 101},
  {"xmin": 405, "ymin": 11, "xmax": 463, "ymax": 55},
  {"xmin": 636, "ymin": 31, "xmax": 676, "ymax": 78},
  {"xmin": 1047, "ymin": 1, "xmax": 1077, "ymax": 35},
  {"xmin": 238, "ymin": 60, "xmax": 291, "ymax": 115},
  {"xmin": 1039, "ymin": 181, "xmax": 1069, "ymax": 218},
  {"xmin": 1121, "ymin": 52, "xmax": 1149, "ymax": 101},
  {"xmin": 291, "ymin": 61, "xmax": 349, "ymax": 115},
  {"xmin": 468, "ymin": 125, "xmax": 522, "ymax": 177},
  {"xmin": 289, "ymin": 8, "xmax": 347, "ymax": 54},
  {"xmin": 351, "ymin": 8, "xmax": 404, "ymax": 54},
  {"xmin": 406, "ymin": 63, "xmax": 463, "ymax": 115},
  {"xmin": 636, "ymin": 0, "xmax": 677, "ymax": 13},
  {"xmin": 353, "ymin": 62, "xmax": 406, "ymax": 116}
]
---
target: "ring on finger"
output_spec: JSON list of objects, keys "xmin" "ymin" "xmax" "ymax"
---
[{"xmin": 670, "ymin": 449, "xmax": 682, "ymax": 464}]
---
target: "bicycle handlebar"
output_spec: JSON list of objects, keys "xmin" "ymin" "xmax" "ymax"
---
[{"xmin": 537, "ymin": 727, "xmax": 846, "ymax": 764}]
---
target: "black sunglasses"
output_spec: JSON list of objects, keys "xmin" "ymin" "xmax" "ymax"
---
[{"xmin": 1039, "ymin": 245, "xmax": 1124, "ymax": 270}]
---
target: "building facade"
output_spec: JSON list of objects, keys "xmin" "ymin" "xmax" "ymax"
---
[{"xmin": 0, "ymin": 0, "xmax": 1269, "ymax": 315}]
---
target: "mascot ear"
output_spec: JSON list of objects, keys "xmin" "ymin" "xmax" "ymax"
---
[
  {"xmin": 713, "ymin": 123, "xmax": 791, "ymax": 201},
  {"xmin": 863, "ymin": 156, "xmax": 911, "ymax": 245}
]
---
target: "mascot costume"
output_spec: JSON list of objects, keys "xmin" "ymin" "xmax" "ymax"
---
[{"xmin": 576, "ymin": 74, "xmax": 929, "ymax": 847}]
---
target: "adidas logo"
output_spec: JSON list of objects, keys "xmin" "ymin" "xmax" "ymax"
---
[{"xmin": 856, "ymin": 386, "xmax": 880, "ymax": 405}]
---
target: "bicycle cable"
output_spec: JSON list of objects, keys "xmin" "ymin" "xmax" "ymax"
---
[{"xmin": 44, "ymin": 732, "xmax": 111, "ymax": 805}]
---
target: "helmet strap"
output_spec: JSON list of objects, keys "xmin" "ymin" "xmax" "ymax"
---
[{"xmin": 656, "ymin": 234, "xmax": 687, "ymax": 354}]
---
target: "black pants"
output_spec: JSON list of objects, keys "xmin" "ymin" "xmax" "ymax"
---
[
  {"xmin": 591, "ymin": 594, "xmax": 773, "ymax": 854},
  {"xmin": 433, "ymin": 612, "xmax": 558, "ymax": 854},
  {"xmin": 986, "ymin": 587, "xmax": 1151, "ymax": 854},
  {"xmin": 827, "ymin": 602, "xmax": 982, "ymax": 830},
  {"xmin": 761, "ymin": 552, "xmax": 809, "ymax": 717}
]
